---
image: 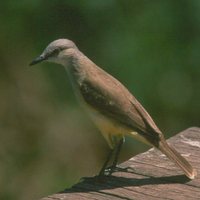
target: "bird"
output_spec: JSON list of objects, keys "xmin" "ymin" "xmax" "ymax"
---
[{"xmin": 30, "ymin": 38, "xmax": 196, "ymax": 179}]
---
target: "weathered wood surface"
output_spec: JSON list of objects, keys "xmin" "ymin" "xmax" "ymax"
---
[{"xmin": 41, "ymin": 127, "xmax": 200, "ymax": 200}]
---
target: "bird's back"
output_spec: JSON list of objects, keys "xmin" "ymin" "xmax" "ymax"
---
[{"xmin": 67, "ymin": 53, "xmax": 162, "ymax": 147}]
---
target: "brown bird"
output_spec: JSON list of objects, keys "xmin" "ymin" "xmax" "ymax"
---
[{"xmin": 30, "ymin": 39, "xmax": 196, "ymax": 179}]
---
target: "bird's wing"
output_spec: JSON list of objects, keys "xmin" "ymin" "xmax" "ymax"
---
[{"xmin": 79, "ymin": 68, "xmax": 162, "ymax": 144}]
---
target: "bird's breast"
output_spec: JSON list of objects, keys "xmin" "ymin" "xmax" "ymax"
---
[{"xmin": 85, "ymin": 104, "xmax": 130, "ymax": 136}]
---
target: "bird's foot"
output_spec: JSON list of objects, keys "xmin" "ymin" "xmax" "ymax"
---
[{"xmin": 99, "ymin": 165, "xmax": 127, "ymax": 176}]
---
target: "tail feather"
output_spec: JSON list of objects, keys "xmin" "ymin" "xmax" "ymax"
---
[{"xmin": 158, "ymin": 140, "xmax": 196, "ymax": 179}]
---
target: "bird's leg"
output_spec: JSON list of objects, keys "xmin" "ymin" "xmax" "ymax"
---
[
  {"xmin": 98, "ymin": 148, "xmax": 114, "ymax": 176},
  {"xmin": 107, "ymin": 137, "xmax": 124, "ymax": 174},
  {"xmin": 98, "ymin": 136, "xmax": 124, "ymax": 177},
  {"xmin": 112, "ymin": 137, "xmax": 124, "ymax": 168}
]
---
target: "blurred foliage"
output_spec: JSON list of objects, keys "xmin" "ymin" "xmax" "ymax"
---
[{"xmin": 0, "ymin": 1, "xmax": 199, "ymax": 199}]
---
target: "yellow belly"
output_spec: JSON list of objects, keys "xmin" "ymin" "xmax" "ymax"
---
[
  {"xmin": 84, "ymin": 104, "xmax": 151, "ymax": 148},
  {"xmin": 86, "ymin": 106, "xmax": 125, "ymax": 148}
]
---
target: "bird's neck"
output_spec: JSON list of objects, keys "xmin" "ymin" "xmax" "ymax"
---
[
  {"xmin": 64, "ymin": 50, "xmax": 95, "ymax": 84},
  {"xmin": 63, "ymin": 50, "xmax": 93, "ymax": 94}
]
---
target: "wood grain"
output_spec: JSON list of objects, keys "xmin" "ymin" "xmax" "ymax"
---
[{"xmin": 40, "ymin": 127, "xmax": 200, "ymax": 200}]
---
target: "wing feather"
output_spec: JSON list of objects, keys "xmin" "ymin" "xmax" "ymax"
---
[{"xmin": 79, "ymin": 67, "xmax": 162, "ymax": 145}]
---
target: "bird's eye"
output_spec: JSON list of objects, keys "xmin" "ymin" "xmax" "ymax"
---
[
  {"xmin": 45, "ymin": 49, "xmax": 60, "ymax": 58},
  {"xmin": 51, "ymin": 48, "xmax": 60, "ymax": 56},
  {"xmin": 45, "ymin": 47, "xmax": 66, "ymax": 59}
]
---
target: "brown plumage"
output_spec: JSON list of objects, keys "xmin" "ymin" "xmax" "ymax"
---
[{"xmin": 30, "ymin": 39, "xmax": 196, "ymax": 179}]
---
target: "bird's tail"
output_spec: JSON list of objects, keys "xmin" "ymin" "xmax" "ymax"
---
[{"xmin": 158, "ymin": 139, "xmax": 196, "ymax": 179}]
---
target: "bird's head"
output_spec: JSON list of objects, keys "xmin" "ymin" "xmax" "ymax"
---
[{"xmin": 30, "ymin": 39, "xmax": 78, "ymax": 66}]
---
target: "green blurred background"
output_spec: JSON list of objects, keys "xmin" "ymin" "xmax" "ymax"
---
[{"xmin": 0, "ymin": 1, "xmax": 199, "ymax": 199}]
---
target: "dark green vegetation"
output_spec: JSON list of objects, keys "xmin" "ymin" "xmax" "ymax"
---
[{"xmin": 0, "ymin": 1, "xmax": 199, "ymax": 200}]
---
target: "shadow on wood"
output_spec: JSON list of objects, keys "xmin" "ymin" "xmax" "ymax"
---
[
  {"xmin": 61, "ymin": 174, "xmax": 189, "ymax": 192},
  {"xmin": 41, "ymin": 127, "xmax": 200, "ymax": 200}
]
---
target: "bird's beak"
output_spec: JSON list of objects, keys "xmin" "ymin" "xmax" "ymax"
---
[{"xmin": 29, "ymin": 55, "xmax": 46, "ymax": 66}]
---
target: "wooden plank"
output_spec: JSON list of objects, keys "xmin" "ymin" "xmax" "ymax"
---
[{"xmin": 40, "ymin": 127, "xmax": 200, "ymax": 200}]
